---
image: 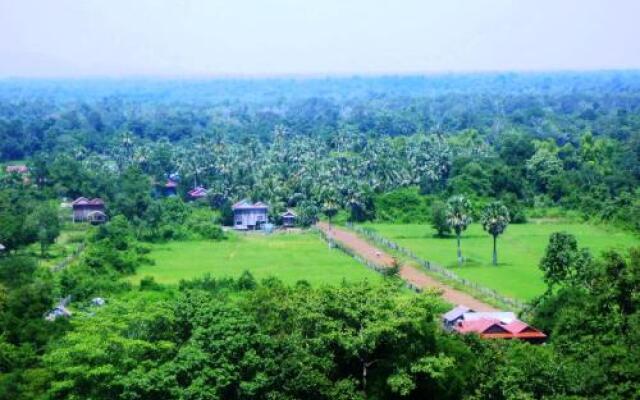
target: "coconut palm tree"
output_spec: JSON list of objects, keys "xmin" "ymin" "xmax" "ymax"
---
[
  {"xmin": 480, "ymin": 201, "xmax": 510, "ymax": 266},
  {"xmin": 322, "ymin": 200, "xmax": 339, "ymax": 229},
  {"xmin": 446, "ymin": 195, "xmax": 473, "ymax": 265}
]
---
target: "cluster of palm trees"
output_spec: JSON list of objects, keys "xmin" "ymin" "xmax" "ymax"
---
[
  {"xmin": 445, "ymin": 195, "xmax": 510, "ymax": 266},
  {"xmin": 70, "ymin": 130, "xmax": 511, "ymax": 265},
  {"xmin": 79, "ymin": 128, "xmax": 454, "ymax": 217}
]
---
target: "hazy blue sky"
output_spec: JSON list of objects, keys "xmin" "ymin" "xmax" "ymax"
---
[{"xmin": 1, "ymin": 0, "xmax": 639, "ymax": 77}]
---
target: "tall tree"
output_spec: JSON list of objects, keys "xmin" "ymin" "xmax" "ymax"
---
[
  {"xmin": 26, "ymin": 204, "xmax": 61, "ymax": 257},
  {"xmin": 322, "ymin": 200, "xmax": 338, "ymax": 229},
  {"xmin": 480, "ymin": 201, "xmax": 510, "ymax": 265},
  {"xmin": 446, "ymin": 195, "xmax": 472, "ymax": 265}
]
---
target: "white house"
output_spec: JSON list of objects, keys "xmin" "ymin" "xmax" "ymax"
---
[{"xmin": 232, "ymin": 200, "xmax": 269, "ymax": 230}]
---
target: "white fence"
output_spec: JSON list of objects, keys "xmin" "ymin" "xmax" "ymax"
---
[{"xmin": 347, "ymin": 224, "xmax": 527, "ymax": 310}]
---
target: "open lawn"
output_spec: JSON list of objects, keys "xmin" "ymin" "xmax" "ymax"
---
[
  {"xmin": 362, "ymin": 221, "xmax": 639, "ymax": 301},
  {"xmin": 131, "ymin": 231, "xmax": 382, "ymax": 286}
]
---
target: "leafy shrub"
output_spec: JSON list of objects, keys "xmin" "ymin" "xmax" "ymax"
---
[
  {"xmin": 431, "ymin": 200, "xmax": 451, "ymax": 237},
  {"xmin": 139, "ymin": 276, "xmax": 163, "ymax": 291},
  {"xmin": 65, "ymin": 232, "xmax": 86, "ymax": 244},
  {"xmin": 373, "ymin": 187, "xmax": 429, "ymax": 223}
]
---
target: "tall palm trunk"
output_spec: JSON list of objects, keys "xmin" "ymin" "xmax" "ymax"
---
[
  {"xmin": 492, "ymin": 234, "xmax": 498, "ymax": 266},
  {"xmin": 456, "ymin": 231, "xmax": 463, "ymax": 265}
]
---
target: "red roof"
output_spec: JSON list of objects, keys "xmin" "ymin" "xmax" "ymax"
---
[
  {"xmin": 455, "ymin": 318, "xmax": 546, "ymax": 340},
  {"xmin": 165, "ymin": 179, "xmax": 178, "ymax": 188},
  {"xmin": 188, "ymin": 187, "xmax": 208, "ymax": 198},
  {"xmin": 5, "ymin": 165, "xmax": 28, "ymax": 173}
]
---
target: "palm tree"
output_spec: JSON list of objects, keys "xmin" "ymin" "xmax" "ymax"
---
[
  {"xmin": 322, "ymin": 200, "xmax": 339, "ymax": 229},
  {"xmin": 480, "ymin": 202, "xmax": 510, "ymax": 266},
  {"xmin": 446, "ymin": 195, "xmax": 472, "ymax": 265}
]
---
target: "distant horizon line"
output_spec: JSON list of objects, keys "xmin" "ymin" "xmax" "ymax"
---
[{"xmin": 2, "ymin": 67, "xmax": 640, "ymax": 81}]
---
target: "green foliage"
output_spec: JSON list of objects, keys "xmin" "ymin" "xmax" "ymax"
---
[
  {"xmin": 373, "ymin": 187, "xmax": 430, "ymax": 223},
  {"xmin": 296, "ymin": 200, "xmax": 320, "ymax": 227},
  {"xmin": 526, "ymin": 144, "xmax": 564, "ymax": 193},
  {"xmin": 431, "ymin": 200, "xmax": 451, "ymax": 237},
  {"xmin": 0, "ymin": 190, "xmax": 39, "ymax": 252},
  {"xmin": 531, "ymin": 240, "xmax": 640, "ymax": 399},
  {"xmin": 480, "ymin": 202, "xmax": 510, "ymax": 265},
  {"xmin": 447, "ymin": 195, "xmax": 473, "ymax": 264},
  {"xmin": 2, "ymin": 72, "xmax": 640, "ymax": 399},
  {"xmin": 322, "ymin": 200, "xmax": 339, "ymax": 224},
  {"xmin": 83, "ymin": 215, "xmax": 150, "ymax": 274},
  {"xmin": 446, "ymin": 195, "xmax": 473, "ymax": 235},
  {"xmin": 41, "ymin": 278, "xmax": 483, "ymax": 400},
  {"xmin": 25, "ymin": 203, "xmax": 61, "ymax": 257},
  {"xmin": 111, "ymin": 166, "xmax": 152, "ymax": 221},
  {"xmin": 539, "ymin": 232, "xmax": 593, "ymax": 288}
]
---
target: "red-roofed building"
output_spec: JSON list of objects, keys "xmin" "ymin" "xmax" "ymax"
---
[
  {"xmin": 188, "ymin": 186, "xmax": 208, "ymax": 200},
  {"xmin": 454, "ymin": 318, "xmax": 546, "ymax": 343},
  {"xmin": 164, "ymin": 179, "xmax": 178, "ymax": 196},
  {"xmin": 72, "ymin": 197, "xmax": 107, "ymax": 224}
]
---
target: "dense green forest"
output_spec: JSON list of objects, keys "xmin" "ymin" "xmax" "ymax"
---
[
  {"xmin": 1, "ymin": 72, "xmax": 640, "ymax": 399},
  {"xmin": 2, "ymin": 72, "xmax": 640, "ymax": 230}
]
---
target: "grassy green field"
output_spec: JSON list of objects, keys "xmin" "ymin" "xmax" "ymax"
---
[
  {"xmin": 131, "ymin": 231, "xmax": 381, "ymax": 286},
  {"xmin": 362, "ymin": 221, "xmax": 639, "ymax": 301}
]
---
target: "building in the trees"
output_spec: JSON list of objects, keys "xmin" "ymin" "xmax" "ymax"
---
[
  {"xmin": 281, "ymin": 209, "xmax": 297, "ymax": 228},
  {"xmin": 72, "ymin": 197, "xmax": 107, "ymax": 224},
  {"xmin": 5, "ymin": 165, "xmax": 29, "ymax": 174},
  {"xmin": 444, "ymin": 306, "xmax": 546, "ymax": 343},
  {"xmin": 442, "ymin": 305, "xmax": 473, "ymax": 331},
  {"xmin": 45, "ymin": 296, "xmax": 72, "ymax": 321},
  {"xmin": 188, "ymin": 186, "xmax": 208, "ymax": 200},
  {"xmin": 232, "ymin": 200, "xmax": 269, "ymax": 230},
  {"xmin": 164, "ymin": 179, "xmax": 178, "ymax": 196}
]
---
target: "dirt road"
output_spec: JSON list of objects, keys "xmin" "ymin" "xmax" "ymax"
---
[{"xmin": 317, "ymin": 222, "xmax": 497, "ymax": 311}]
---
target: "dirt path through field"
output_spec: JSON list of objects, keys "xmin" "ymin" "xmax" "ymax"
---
[{"xmin": 317, "ymin": 222, "xmax": 497, "ymax": 311}]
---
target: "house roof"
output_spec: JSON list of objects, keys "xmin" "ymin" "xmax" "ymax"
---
[
  {"xmin": 456, "ymin": 318, "xmax": 509, "ymax": 334},
  {"xmin": 462, "ymin": 311, "xmax": 516, "ymax": 324},
  {"xmin": 232, "ymin": 199, "xmax": 269, "ymax": 210},
  {"xmin": 165, "ymin": 179, "xmax": 178, "ymax": 188},
  {"xmin": 454, "ymin": 317, "xmax": 546, "ymax": 340},
  {"xmin": 443, "ymin": 305, "xmax": 472, "ymax": 322},
  {"xmin": 281, "ymin": 209, "xmax": 297, "ymax": 217},
  {"xmin": 0, "ymin": 244, "xmax": 5, "ymax": 251},
  {"xmin": 72, "ymin": 197, "xmax": 105, "ymax": 207},
  {"xmin": 5, "ymin": 165, "xmax": 28, "ymax": 173},
  {"xmin": 188, "ymin": 187, "xmax": 208, "ymax": 198}
]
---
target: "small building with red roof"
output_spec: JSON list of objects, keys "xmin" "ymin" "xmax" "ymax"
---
[
  {"xmin": 164, "ymin": 179, "xmax": 178, "ymax": 197},
  {"xmin": 444, "ymin": 306, "xmax": 546, "ymax": 343},
  {"xmin": 453, "ymin": 316, "xmax": 546, "ymax": 343},
  {"xmin": 72, "ymin": 197, "xmax": 107, "ymax": 224},
  {"xmin": 188, "ymin": 186, "xmax": 208, "ymax": 200}
]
